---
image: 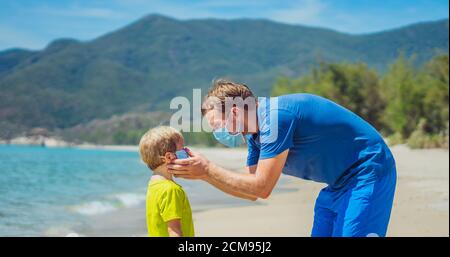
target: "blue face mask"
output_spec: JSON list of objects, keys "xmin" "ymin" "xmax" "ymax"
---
[
  {"xmin": 213, "ymin": 127, "xmax": 245, "ymax": 148},
  {"xmin": 175, "ymin": 149, "xmax": 189, "ymax": 159}
]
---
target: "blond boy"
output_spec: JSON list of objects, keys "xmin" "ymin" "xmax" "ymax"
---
[{"xmin": 139, "ymin": 126, "xmax": 194, "ymax": 237}]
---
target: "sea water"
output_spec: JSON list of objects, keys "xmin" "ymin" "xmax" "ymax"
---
[
  {"xmin": 0, "ymin": 144, "xmax": 292, "ymax": 236},
  {"xmin": 0, "ymin": 145, "xmax": 149, "ymax": 236}
]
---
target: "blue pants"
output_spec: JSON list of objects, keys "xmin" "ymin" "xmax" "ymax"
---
[{"xmin": 311, "ymin": 164, "xmax": 397, "ymax": 237}]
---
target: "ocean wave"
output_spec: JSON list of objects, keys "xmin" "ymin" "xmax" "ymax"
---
[
  {"xmin": 70, "ymin": 201, "xmax": 118, "ymax": 216},
  {"xmin": 43, "ymin": 225, "xmax": 84, "ymax": 237},
  {"xmin": 114, "ymin": 193, "xmax": 146, "ymax": 208},
  {"xmin": 69, "ymin": 192, "xmax": 145, "ymax": 216}
]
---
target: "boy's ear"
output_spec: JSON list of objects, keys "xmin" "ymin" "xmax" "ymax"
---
[{"xmin": 163, "ymin": 152, "xmax": 176, "ymax": 163}]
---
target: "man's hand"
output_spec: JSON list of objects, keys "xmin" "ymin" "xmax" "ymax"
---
[{"xmin": 167, "ymin": 149, "xmax": 210, "ymax": 179}]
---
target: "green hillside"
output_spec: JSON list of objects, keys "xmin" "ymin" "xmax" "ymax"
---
[
  {"xmin": 0, "ymin": 15, "xmax": 448, "ymax": 138},
  {"xmin": 0, "ymin": 48, "xmax": 36, "ymax": 75}
]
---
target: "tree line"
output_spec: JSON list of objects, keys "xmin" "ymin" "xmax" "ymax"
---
[{"xmin": 272, "ymin": 54, "xmax": 449, "ymax": 148}]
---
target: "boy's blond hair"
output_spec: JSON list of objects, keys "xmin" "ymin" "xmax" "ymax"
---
[{"xmin": 139, "ymin": 126, "xmax": 183, "ymax": 170}]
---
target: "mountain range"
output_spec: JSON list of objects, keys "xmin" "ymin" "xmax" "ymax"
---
[{"xmin": 0, "ymin": 14, "xmax": 448, "ymax": 138}]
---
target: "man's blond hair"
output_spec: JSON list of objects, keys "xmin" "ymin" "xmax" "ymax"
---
[
  {"xmin": 139, "ymin": 126, "xmax": 183, "ymax": 170},
  {"xmin": 202, "ymin": 79, "xmax": 255, "ymax": 116}
]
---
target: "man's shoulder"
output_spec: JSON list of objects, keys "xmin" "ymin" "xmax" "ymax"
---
[{"xmin": 259, "ymin": 94, "xmax": 317, "ymax": 114}]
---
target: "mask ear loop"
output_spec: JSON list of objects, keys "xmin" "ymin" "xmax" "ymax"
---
[
  {"xmin": 230, "ymin": 110, "xmax": 246, "ymax": 146},
  {"xmin": 233, "ymin": 108, "xmax": 245, "ymax": 134},
  {"xmin": 236, "ymin": 110, "xmax": 248, "ymax": 144},
  {"xmin": 224, "ymin": 107, "xmax": 241, "ymax": 135},
  {"xmin": 237, "ymin": 109, "xmax": 244, "ymax": 134}
]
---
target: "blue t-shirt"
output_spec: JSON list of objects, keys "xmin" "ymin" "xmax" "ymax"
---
[{"xmin": 246, "ymin": 94, "xmax": 395, "ymax": 189}]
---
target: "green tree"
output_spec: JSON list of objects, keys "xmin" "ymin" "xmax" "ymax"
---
[
  {"xmin": 420, "ymin": 54, "xmax": 449, "ymax": 134},
  {"xmin": 380, "ymin": 55, "xmax": 426, "ymax": 137},
  {"xmin": 272, "ymin": 62, "xmax": 385, "ymax": 129}
]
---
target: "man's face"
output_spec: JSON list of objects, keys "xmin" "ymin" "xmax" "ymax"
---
[{"xmin": 204, "ymin": 108, "xmax": 236, "ymax": 134}]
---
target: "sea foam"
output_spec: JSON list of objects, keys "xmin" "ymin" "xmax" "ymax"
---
[{"xmin": 70, "ymin": 193, "xmax": 145, "ymax": 216}]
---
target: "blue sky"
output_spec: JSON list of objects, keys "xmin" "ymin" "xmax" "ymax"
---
[{"xmin": 0, "ymin": 0, "xmax": 448, "ymax": 51}]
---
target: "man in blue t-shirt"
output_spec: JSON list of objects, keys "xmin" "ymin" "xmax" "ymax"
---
[{"xmin": 168, "ymin": 79, "xmax": 397, "ymax": 237}]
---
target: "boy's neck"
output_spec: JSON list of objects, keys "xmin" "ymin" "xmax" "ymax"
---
[{"xmin": 152, "ymin": 165, "xmax": 173, "ymax": 181}]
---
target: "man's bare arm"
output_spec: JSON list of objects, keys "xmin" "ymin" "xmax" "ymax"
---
[
  {"xmin": 205, "ymin": 151, "xmax": 287, "ymax": 199},
  {"xmin": 203, "ymin": 175, "xmax": 258, "ymax": 201},
  {"xmin": 246, "ymin": 164, "xmax": 257, "ymax": 174},
  {"xmin": 168, "ymin": 150, "xmax": 288, "ymax": 199}
]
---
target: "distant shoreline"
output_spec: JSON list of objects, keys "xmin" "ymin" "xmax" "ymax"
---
[
  {"xmin": 0, "ymin": 136, "xmax": 230, "ymax": 152},
  {"xmin": 75, "ymin": 144, "xmax": 138, "ymax": 152},
  {"xmin": 0, "ymin": 136, "xmax": 139, "ymax": 152}
]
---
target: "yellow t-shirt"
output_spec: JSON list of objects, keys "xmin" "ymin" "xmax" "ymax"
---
[{"xmin": 146, "ymin": 179, "xmax": 194, "ymax": 237}]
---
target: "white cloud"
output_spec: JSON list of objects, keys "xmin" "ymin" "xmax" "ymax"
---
[{"xmin": 33, "ymin": 6, "xmax": 127, "ymax": 20}]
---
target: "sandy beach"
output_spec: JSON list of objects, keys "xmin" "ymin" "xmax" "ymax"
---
[
  {"xmin": 75, "ymin": 144, "xmax": 449, "ymax": 237},
  {"xmin": 193, "ymin": 145, "xmax": 449, "ymax": 237}
]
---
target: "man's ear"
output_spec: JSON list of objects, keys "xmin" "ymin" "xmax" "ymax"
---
[
  {"xmin": 231, "ymin": 106, "xmax": 239, "ymax": 115},
  {"xmin": 230, "ymin": 106, "xmax": 241, "ymax": 130}
]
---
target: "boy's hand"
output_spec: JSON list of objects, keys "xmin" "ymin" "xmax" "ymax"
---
[{"xmin": 167, "ymin": 149, "xmax": 210, "ymax": 180}]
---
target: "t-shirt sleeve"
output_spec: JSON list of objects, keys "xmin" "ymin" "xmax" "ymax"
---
[
  {"xmin": 159, "ymin": 186, "xmax": 184, "ymax": 222},
  {"xmin": 259, "ymin": 109, "xmax": 298, "ymax": 160},
  {"xmin": 246, "ymin": 135, "xmax": 260, "ymax": 167}
]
